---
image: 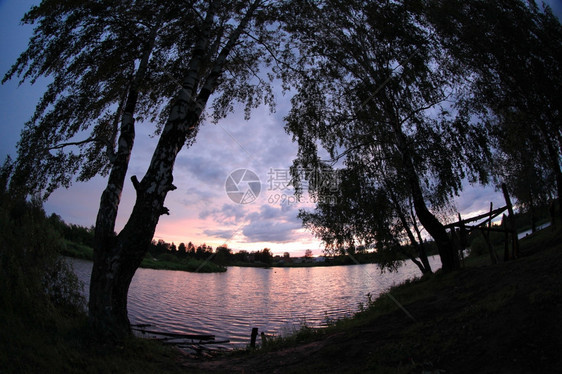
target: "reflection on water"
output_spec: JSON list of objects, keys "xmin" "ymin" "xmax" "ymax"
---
[{"xmin": 70, "ymin": 256, "xmax": 441, "ymax": 347}]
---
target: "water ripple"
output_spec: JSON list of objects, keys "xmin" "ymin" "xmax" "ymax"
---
[{"xmin": 69, "ymin": 256, "xmax": 441, "ymax": 347}]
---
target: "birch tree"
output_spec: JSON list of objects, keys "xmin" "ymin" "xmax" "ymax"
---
[
  {"xmin": 281, "ymin": 0, "xmax": 490, "ymax": 272},
  {"xmin": 4, "ymin": 0, "xmax": 280, "ymax": 336}
]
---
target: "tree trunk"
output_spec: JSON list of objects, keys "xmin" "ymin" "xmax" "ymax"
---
[
  {"xmin": 410, "ymin": 200, "xmax": 432, "ymax": 274},
  {"xmin": 529, "ymin": 189, "xmax": 536, "ymax": 233},
  {"xmin": 502, "ymin": 183, "xmax": 520, "ymax": 259},
  {"xmin": 393, "ymin": 124, "xmax": 458, "ymax": 272},
  {"xmin": 399, "ymin": 246, "xmax": 428, "ymax": 275},
  {"xmin": 386, "ymin": 186, "xmax": 432, "ymax": 274},
  {"xmin": 89, "ymin": 20, "xmax": 160, "ymax": 335},
  {"xmin": 88, "ymin": 0, "xmax": 261, "ymax": 336},
  {"xmin": 88, "ymin": 85, "xmax": 203, "ymax": 336},
  {"xmin": 554, "ymin": 165, "xmax": 562, "ymax": 225},
  {"xmin": 394, "ymin": 199, "xmax": 432, "ymax": 274},
  {"xmin": 411, "ymin": 188, "xmax": 458, "ymax": 272}
]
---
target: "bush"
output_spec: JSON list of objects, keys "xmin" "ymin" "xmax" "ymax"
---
[
  {"xmin": 468, "ymin": 230, "xmax": 505, "ymax": 258},
  {"xmin": 469, "ymin": 236, "xmax": 488, "ymax": 257},
  {"xmin": 0, "ymin": 193, "xmax": 85, "ymax": 318},
  {"xmin": 157, "ymin": 253, "xmax": 178, "ymax": 263}
]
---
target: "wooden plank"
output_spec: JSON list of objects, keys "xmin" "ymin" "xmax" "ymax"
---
[
  {"xmin": 180, "ymin": 340, "xmax": 230, "ymax": 345},
  {"xmin": 503, "ymin": 214, "xmax": 510, "ymax": 261},
  {"xmin": 160, "ymin": 336, "xmax": 230, "ymax": 344},
  {"xmin": 132, "ymin": 327, "xmax": 215, "ymax": 341},
  {"xmin": 444, "ymin": 206, "xmax": 508, "ymax": 228},
  {"xmin": 460, "ymin": 225, "xmax": 511, "ymax": 233},
  {"xmin": 250, "ymin": 327, "xmax": 258, "ymax": 348},
  {"xmin": 502, "ymin": 183, "xmax": 520, "ymax": 258},
  {"xmin": 486, "ymin": 202, "xmax": 499, "ymax": 264}
]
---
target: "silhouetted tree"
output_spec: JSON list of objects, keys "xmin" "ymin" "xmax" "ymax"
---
[
  {"xmin": 215, "ymin": 245, "xmax": 232, "ymax": 265},
  {"xmin": 282, "ymin": 0, "xmax": 490, "ymax": 271},
  {"xmin": 156, "ymin": 239, "xmax": 170, "ymax": 253},
  {"xmin": 425, "ymin": 0, "xmax": 562, "ymax": 221},
  {"xmin": 254, "ymin": 248, "xmax": 272, "ymax": 265},
  {"xmin": 234, "ymin": 249, "xmax": 249, "ymax": 263},
  {"xmin": 4, "ymin": 0, "xmax": 282, "ymax": 335},
  {"xmin": 177, "ymin": 242, "xmax": 187, "ymax": 258},
  {"xmin": 187, "ymin": 241, "xmax": 196, "ymax": 257},
  {"xmin": 196, "ymin": 244, "xmax": 207, "ymax": 260},
  {"xmin": 0, "ymin": 191, "xmax": 85, "ymax": 317}
]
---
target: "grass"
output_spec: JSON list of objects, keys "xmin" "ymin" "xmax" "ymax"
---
[
  {"xmin": 0, "ymin": 310, "xmax": 193, "ymax": 374},
  {"xmin": 61, "ymin": 240, "xmax": 94, "ymax": 260},
  {"xmin": 140, "ymin": 256, "xmax": 226, "ymax": 273}
]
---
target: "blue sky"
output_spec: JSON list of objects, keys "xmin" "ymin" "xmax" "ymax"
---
[{"xmin": 1, "ymin": 0, "xmax": 559, "ymax": 256}]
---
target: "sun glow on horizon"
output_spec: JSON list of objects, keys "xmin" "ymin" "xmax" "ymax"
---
[{"xmin": 152, "ymin": 216, "xmax": 324, "ymax": 257}]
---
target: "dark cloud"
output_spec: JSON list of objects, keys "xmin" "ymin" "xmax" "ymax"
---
[
  {"xmin": 241, "ymin": 204, "xmax": 303, "ymax": 243},
  {"xmin": 199, "ymin": 203, "xmax": 248, "ymax": 224},
  {"xmin": 242, "ymin": 220, "xmax": 302, "ymax": 243},
  {"xmin": 256, "ymin": 133, "xmax": 298, "ymax": 169},
  {"xmin": 247, "ymin": 204, "xmax": 282, "ymax": 220},
  {"xmin": 203, "ymin": 228, "xmax": 238, "ymax": 241},
  {"xmin": 177, "ymin": 154, "xmax": 231, "ymax": 186}
]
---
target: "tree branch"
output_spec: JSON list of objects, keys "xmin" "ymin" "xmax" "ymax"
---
[
  {"xmin": 243, "ymin": 30, "xmax": 302, "ymax": 75},
  {"xmin": 48, "ymin": 137, "xmax": 99, "ymax": 151}
]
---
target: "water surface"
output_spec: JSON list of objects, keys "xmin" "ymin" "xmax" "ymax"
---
[{"xmin": 70, "ymin": 256, "xmax": 441, "ymax": 346}]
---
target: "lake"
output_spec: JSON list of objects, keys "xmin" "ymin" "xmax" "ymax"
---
[{"xmin": 70, "ymin": 256, "xmax": 441, "ymax": 347}]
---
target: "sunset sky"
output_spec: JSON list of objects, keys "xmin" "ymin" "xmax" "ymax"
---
[{"xmin": 1, "ymin": 0, "xmax": 560, "ymax": 256}]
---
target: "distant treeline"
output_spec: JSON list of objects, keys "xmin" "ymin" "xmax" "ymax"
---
[
  {"xmin": 147, "ymin": 240, "xmax": 275, "ymax": 267},
  {"xmin": 49, "ymin": 217, "xmax": 425, "ymax": 268},
  {"xmin": 52, "ymin": 216, "xmax": 436, "ymax": 268},
  {"xmin": 51, "ymin": 198, "xmax": 555, "ymax": 269},
  {"xmin": 46, "ymin": 217, "xmax": 275, "ymax": 267}
]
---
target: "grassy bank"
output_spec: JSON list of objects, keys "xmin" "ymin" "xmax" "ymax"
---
[
  {"xmin": 141, "ymin": 255, "xmax": 226, "ymax": 273},
  {"xmin": 62, "ymin": 240, "xmax": 226, "ymax": 273},
  {"xmin": 0, "ymin": 312, "xmax": 191, "ymax": 374}
]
